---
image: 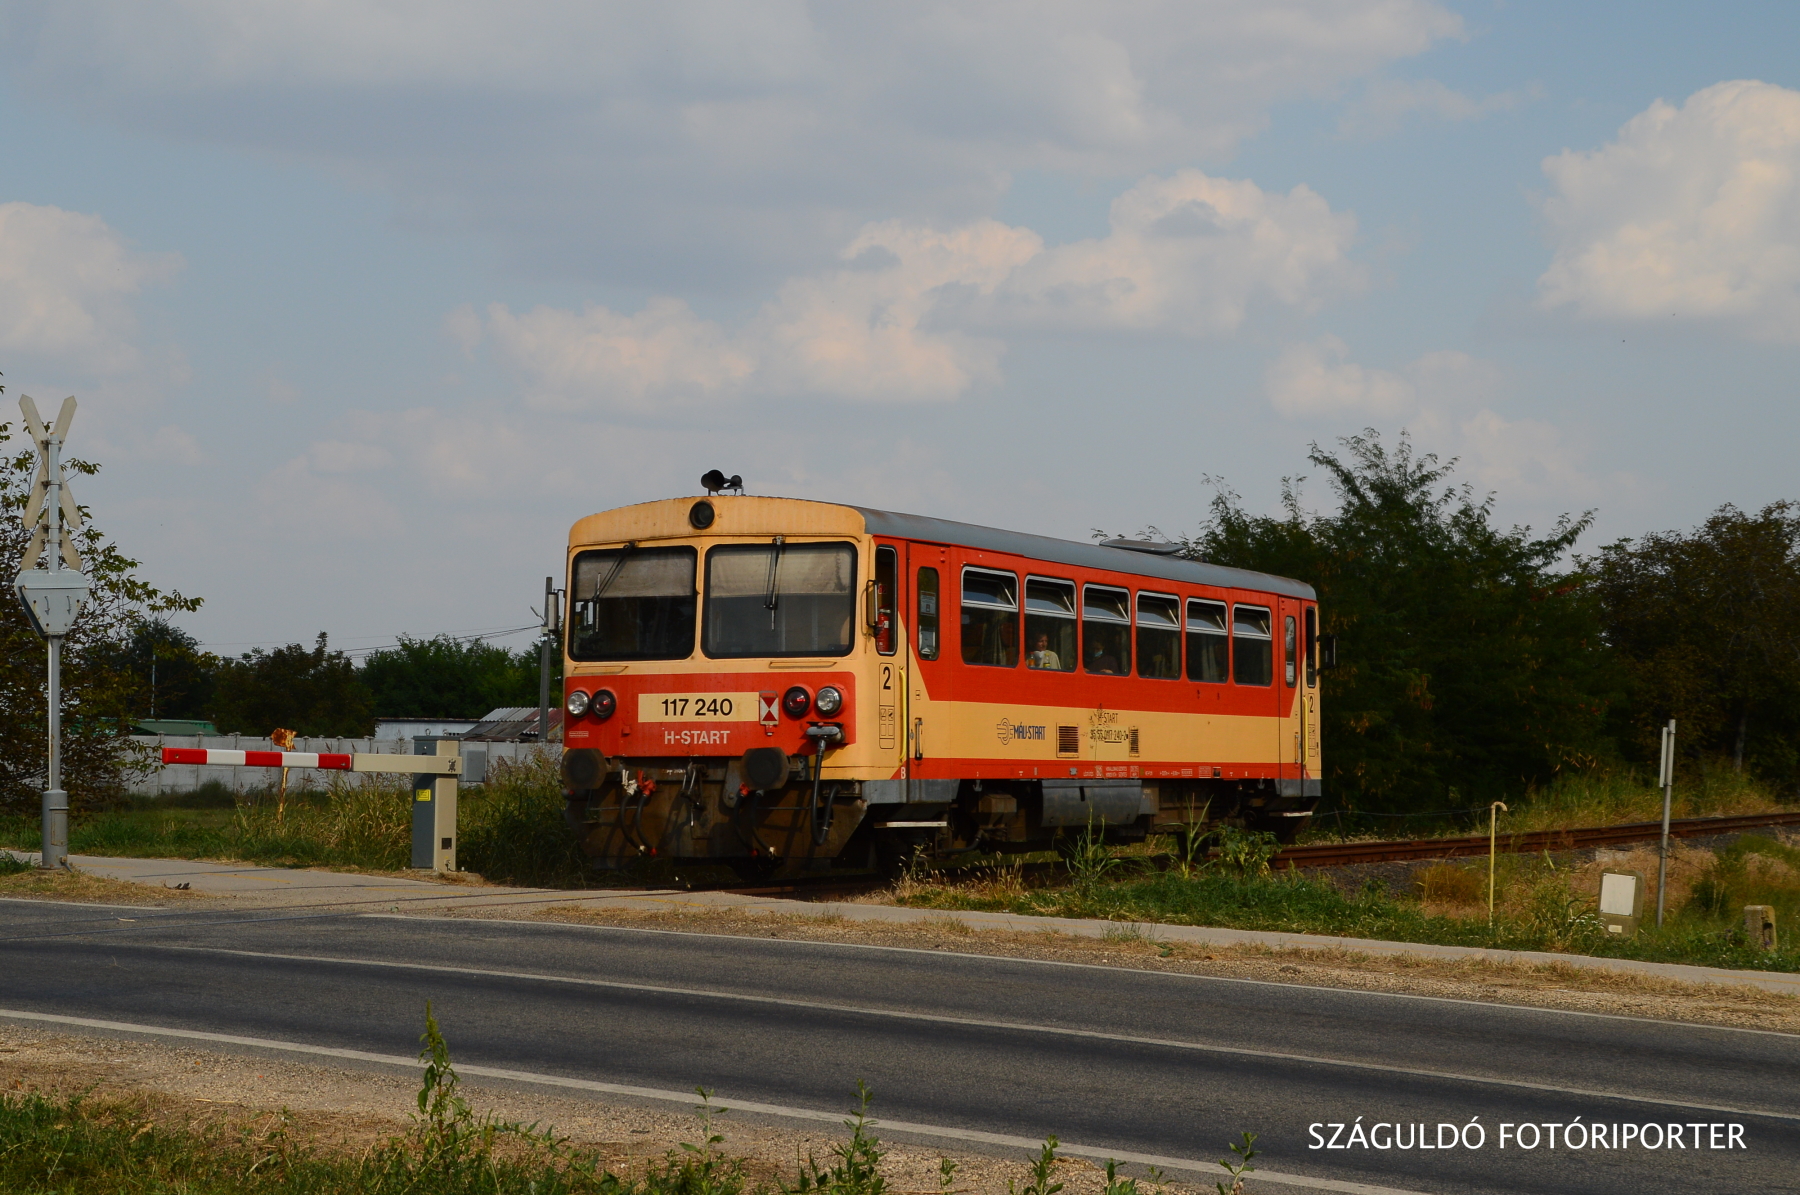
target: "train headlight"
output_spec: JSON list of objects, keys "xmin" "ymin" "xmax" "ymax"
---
[
  {"xmin": 565, "ymin": 689, "xmax": 590, "ymax": 717},
  {"xmin": 592, "ymin": 689, "xmax": 618, "ymax": 721},
  {"xmin": 814, "ymin": 685, "xmax": 844, "ymax": 716},
  {"xmin": 782, "ymin": 685, "xmax": 812, "ymax": 718}
]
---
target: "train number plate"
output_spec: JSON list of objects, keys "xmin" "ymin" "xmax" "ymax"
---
[{"xmin": 637, "ymin": 692, "xmax": 760, "ymax": 722}]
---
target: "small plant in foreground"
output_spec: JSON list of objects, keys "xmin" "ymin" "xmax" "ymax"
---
[
  {"xmin": 937, "ymin": 1156, "xmax": 959, "ymax": 1192},
  {"xmin": 1102, "ymin": 1158, "xmax": 1150, "ymax": 1195},
  {"xmin": 786, "ymin": 1081, "xmax": 885, "ymax": 1195},
  {"xmin": 1214, "ymin": 1131, "xmax": 1258, "ymax": 1195},
  {"xmin": 1010, "ymin": 1135, "xmax": 1063, "ymax": 1195}
]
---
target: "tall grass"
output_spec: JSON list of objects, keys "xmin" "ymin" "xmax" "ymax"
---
[
  {"xmin": 459, "ymin": 753, "xmax": 592, "ymax": 888},
  {"xmin": 1306, "ymin": 764, "xmax": 1795, "ymax": 842},
  {"xmin": 0, "ymin": 751, "xmax": 604, "ymax": 886},
  {"xmin": 895, "ymin": 845, "xmax": 1800, "ymax": 973},
  {"xmin": 1496, "ymin": 766, "xmax": 1790, "ymax": 835}
]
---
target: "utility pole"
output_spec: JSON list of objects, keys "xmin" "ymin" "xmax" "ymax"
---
[
  {"xmin": 537, "ymin": 575, "xmax": 560, "ymax": 744},
  {"xmin": 13, "ymin": 396, "xmax": 90, "ymax": 871}
]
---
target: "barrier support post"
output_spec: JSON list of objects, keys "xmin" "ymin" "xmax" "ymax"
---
[{"xmin": 412, "ymin": 737, "xmax": 459, "ymax": 872}]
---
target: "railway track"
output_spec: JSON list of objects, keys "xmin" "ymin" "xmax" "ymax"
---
[
  {"xmin": 711, "ymin": 808, "xmax": 1800, "ymax": 898},
  {"xmin": 1273, "ymin": 808, "xmax": 1800, "ymax": 869}
]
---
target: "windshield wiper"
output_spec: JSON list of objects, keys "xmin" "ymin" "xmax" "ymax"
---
[
  {"xmin": 763, "ymin": 536, "xmax": 785, "ymax": 629},
  {"xmin": 585, "ymin": 542, "xmax": 638, "ymax": 615}
]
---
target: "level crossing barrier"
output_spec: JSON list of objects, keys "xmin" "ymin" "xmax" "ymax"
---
[{"xmin": 158, "ymin": 739, "xmax": 465, "ymax": 872}]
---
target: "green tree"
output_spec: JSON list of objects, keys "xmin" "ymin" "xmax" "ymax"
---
[
  {"xmin": 0, "ymin": 410, "xmax": 203, "ymax": 815},
  {"xmin": 1588, "ymin": 502, "xmax": 1800, "ymax": 779},
  {"xmin": 211, "ymin": 633, "xmax": 374, "ymax": 737},
  {"xmin": 91, "ymin": 618, "xmax": 217, "ymax": 722},
  {"xmin": 360, "ymin": 634, "xmax": 544, "ymax": 718},
  {"xmin": 1184, "ymin": 431, "xmax": 1617, "ymax": 814}
]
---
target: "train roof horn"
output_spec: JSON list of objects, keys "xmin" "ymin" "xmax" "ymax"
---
[{"xmin": 701, "ymin": 470, "xmax": 744, "ymax": 495}]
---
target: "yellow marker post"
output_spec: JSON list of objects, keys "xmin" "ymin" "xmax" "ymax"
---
[{"xmin": 1488, "ymin": 801, "xmax": 1508, "ymax": 925}]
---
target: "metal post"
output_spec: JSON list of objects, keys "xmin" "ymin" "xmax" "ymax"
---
[
  {"xmin": 41, "ymin": 635, "xmax": 67, "ymax": 869},
  {"xmin": 40, "ymin": 423, "xmax": 68, "ymax": 870},
  {"xmin": 538, "ymin": 575, "xmax": 554, "ymax": 744},
  {"xmin": 1487, "ymin": 801, "xmax": 1507, "ymax": 925},
  {"xmin": 1656, "ymin": 719, "xmax": 1676, "ymax": 927}
]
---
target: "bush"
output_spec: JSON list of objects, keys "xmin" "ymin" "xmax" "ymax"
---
[{"xmin": 460, "ymin": 752, "xmax": 591, "ymax": 888}]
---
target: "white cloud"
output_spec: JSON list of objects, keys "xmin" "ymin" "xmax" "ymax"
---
[
  {"xmin": 0, "ymin": 201, "xmax": 180, "ymax": 372},
  {"xmin": 0, "ymin": 2, "xmax": 1459, "ymax": 283},
  {"xmin": 486, "ymin": 298, "xmax": 757, "ymax": 413},
  {"xmin": 1263, "ymin": 335, "xmax": 1412, "ymax": 416},
  {"xmin": 1338, "ymin": 76, "xmax": 1535, "ymax": 138},
  {"xmin": 1264, "ymin": 336, "xmax": 1631, "ymax": 510},
  {"xmin": 1537, "ymin": 79, "xmax": 1800, "ymax": 339},
  {"xmin": 479, "ymin": 169, "xmax": 1362, "ymax": 408}
]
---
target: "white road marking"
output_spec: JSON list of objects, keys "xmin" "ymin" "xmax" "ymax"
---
[
  {"xmin": 0, "ymin": 895, "xmax": 168, "ymax": 912},
  {"xmin": 368, "ymin": 912, "xmax": 1800, "ymax": 1040},
  {"xmin": 0, "ymin": 1006, "xmax": 1424, "ymax": 1195},
  {"xmin": 122, "ymin": 941, "xmax": 1800, "ymax": 1122}
]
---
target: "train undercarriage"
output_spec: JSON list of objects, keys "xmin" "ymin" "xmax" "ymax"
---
[{"xmin": 561, "ymin": 749, "xmax": 1317, "ymax": 880}]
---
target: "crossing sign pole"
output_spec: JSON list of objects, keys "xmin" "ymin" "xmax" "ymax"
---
[{"xmin": 14, "ymin": 396, "xmax": 89, "ymax": 870}]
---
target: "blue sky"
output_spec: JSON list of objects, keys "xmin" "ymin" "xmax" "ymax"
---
[{"xmin": 2, "ymin": 1, "xmax": 1797, "ymax": 657}]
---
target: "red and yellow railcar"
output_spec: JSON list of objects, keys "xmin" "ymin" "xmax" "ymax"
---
[{"xmin": 558, "ymin": 494, "xmax": 1323, "ymax": 877}]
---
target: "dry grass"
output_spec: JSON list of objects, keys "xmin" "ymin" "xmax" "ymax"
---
[
  {"xmin": 1414, "ymin": 863, "xmax": 1484, "ymax": 907},
  {"xmin": 1496, "ymin": 767, "xmax": 1791, "ymax": 836},
  {"xmin": 0, "ymin": 862, "xmax": 206, "ymax": 906}
]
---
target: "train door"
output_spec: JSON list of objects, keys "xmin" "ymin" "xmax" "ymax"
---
[
  {"xmin": 907, "ymin": 542, "xmax": 951, "ymax": 782},
  {"xmin": 1278, "ymin": 596, "xmax": 1304, "ymax": 785},
  {"xmin": 873, "ymin": 543, "xmax": 903, "ymax": 770}
]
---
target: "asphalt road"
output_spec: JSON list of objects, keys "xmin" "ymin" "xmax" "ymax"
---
[{"xmin": 1, "ymin": 898, "xmax": 1795, "ymax": 1194}]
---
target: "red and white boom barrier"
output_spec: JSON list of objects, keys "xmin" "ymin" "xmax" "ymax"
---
[
  {"xmin": 157, "ymin": 743, "xmax": 462, "ymax": 872},
  {"xmin": 159, "ymin": 748, "xmax": 459, "ymax": 775}
]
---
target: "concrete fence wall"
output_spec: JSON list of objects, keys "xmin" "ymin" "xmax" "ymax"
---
[{"xmin": 126, "ymin": 735, "xmax": 561, "ymax": 796}]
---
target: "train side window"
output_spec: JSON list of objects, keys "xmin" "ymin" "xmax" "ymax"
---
[
  {"xmin": 917, "ymin": 567, "xmax": 940, "ymax": 660},
  {"xmin": 1024, "ymin": 577, "xmax": 1076, "ymax": 671},
  {"xmin": 1136, "ymin": 592, "xmax": 1181, "ymax": 679},
  {"xmin": 1082, "ymin": 584, "xmax": 1131, "ymax": 675},
  {"xmin": 1233, "ymin": 603, "xmax": 1273, "ymax": 686},
  {"xmin": 1305, "ymin": 606, "xmax": 1317, "ymax": 687},
  {"xmin": 873, "ymin": 546, "xmax": 897, "ymax": 656},
  {"xmin": 1186, "ymin": 598, "xmax": 1228, "ymax": 683},
  {"xmin": 961, "ymin": 567, "xmax": 1019, "ymax": 667},
  {"xmin": 1284, "ymin": 614, "xmax": 1297, "ymax": 687}
]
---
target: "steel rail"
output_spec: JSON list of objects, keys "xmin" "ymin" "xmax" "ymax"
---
[
  {"xmin": 723, "ymin": 808, "xmax": 1800, "ymax": 898},
  {"xmin": 1272, "ymin": 809, "xmax": 1800, "ymax": 869}
]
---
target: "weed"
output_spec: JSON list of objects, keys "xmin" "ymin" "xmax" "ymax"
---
[
  {"xmin": 1101, "ymin": 1159, "xmax": 1139, "ymax": 1195},
  {"xmin": 1009, "ymin": 1136, "xmax": 1062, "ymax": 1195},
  {"xmin": 1214, "ymin": 1131, "xmax": 1257, "ymax": 1195},
  {"xmin": 1415, "ymin": 863, "xmax": 1483, "ymax": 906},
  {"xmin": 1061, "ymin": 815, "xmax": 1121, "ymax": 895},
  {"xmin": 1211, "ymin": 826, "xmax": 1279, "ymax": 877},
  {"xmin": 785, "ymin": 1081, "xmax": 885, "ymax": 1195},
  {"xmin": 1102, "ymin": 923, "xmax": 1154, "ymax": 944},
  {"xmin": 0, "ymin": 851, "xmax": 29, "ymax": 876},
  {"xmin": 937, "ymin": 1157, "xmax": 959, "ymax": 1192}
]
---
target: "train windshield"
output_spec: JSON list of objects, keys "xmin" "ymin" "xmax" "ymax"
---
[
  {"xmin": 568, "ymin": 546, "xmax": 697, "ymax": 661},
  {"xmin": 704, "ymin": 541, "xmax": 857, "ymax": 658}
]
